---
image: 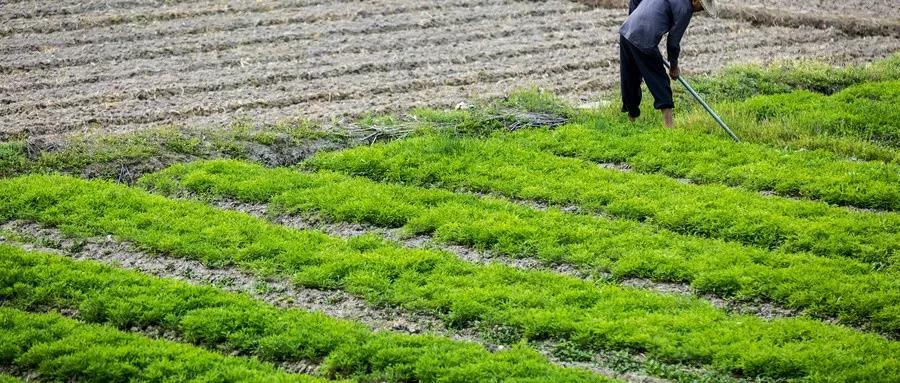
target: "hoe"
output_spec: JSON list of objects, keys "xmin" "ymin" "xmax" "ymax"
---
[{"xmin": 664, "ymin": 60, "xmax": 741, "ymax": 142}]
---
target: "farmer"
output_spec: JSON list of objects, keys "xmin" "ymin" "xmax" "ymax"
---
[{"xmin": 619, "ymin": 0, "xmax": 716, "ymax": 128}]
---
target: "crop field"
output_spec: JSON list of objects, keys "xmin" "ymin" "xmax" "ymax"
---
[
  {"xmin": 2, "ymin": 1, "xmax": 900, "ymax": 383},
  {"xmin": 2, "ymin": 56, "xmax": 900, "ymax": 381},
  {"xmin": 1, "ymin": 0, "xmax": 899, "ymax": 140}
]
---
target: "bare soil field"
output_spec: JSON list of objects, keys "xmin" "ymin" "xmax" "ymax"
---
[
  {"xmin": 1, "ymin": 0, "xmax": 898, "ymax": 139},
  {"xmin": 723, "ymin": 0, "xmax": 899, "ymax": 23}
]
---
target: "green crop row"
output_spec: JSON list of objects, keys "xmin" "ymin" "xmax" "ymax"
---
[
  {"xmin": 307, "ymin": 133, "xmax": 900, "ymax": 268},
  {"xmin": 0, "ymin": 244, "xmax": 603, "ymax": 382},
  {"xmin": 739, "ymin": 81, "xmax": 899, "ymax": 145},
  {"xmin": 686, "ymin": 52, "xmax": 900, "ymax": 103},
  {"xmin": 0, "ymin": 306, "xmax": 321, "ymax": 383},
  {"xmin": 674, "ymin": 83, "xmax": 900, "ymax": 164},
  {"xmin": 0, "ymin": 374, "xmax": 22, "ymax": 383},
  {"xmin": 552, "ymin": 58, "xmax": 900, "ymax": 163},
  {"xmin": 1, "ymin": 175, "xmax": 898, "ymax": 381},
  {"xmin": 141, "ymin": 159, "xmax": 900, "ymax": 333},
  {"xmin": 502, "ymin": 122, "xmax": 900, "ymax": 211}
]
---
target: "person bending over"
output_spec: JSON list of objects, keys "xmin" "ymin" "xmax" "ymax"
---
[{"xmin": 619, "ymin": 0, "xmax": 716, "ymax": 128}]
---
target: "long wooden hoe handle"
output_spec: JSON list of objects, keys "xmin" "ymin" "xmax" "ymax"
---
[{"xmin": 663, "ymin": 60, "xmax": 741, "ymax": 142}]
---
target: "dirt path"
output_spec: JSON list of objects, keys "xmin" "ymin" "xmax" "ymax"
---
[{"xmin": 1, "ymin": 0, "xmax": 897, "ymax": 139}]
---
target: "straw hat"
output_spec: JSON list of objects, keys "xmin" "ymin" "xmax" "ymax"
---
[{"xmin": 700, "ymin": 0, "xmax": 718, "ymax": 17}]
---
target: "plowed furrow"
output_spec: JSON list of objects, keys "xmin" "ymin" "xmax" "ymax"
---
[
  {"xmin": 169, "ymin": 34, "xmax": 900, "ymax": 133},
  {"xmin": 0, "ymin": 18, "xmax": 827, "ymax": 118},
  {"xmin": 13, "ymin": 67, "xmax": 602, "ymax": 138},
  {"xmin": 3, "ymin": 47, "xmax": 610, "ymax": 135},
  {"xmin": 0, "ymin": 0, "xmax": 496, "ymax": 53},
  {"xmin": 213, "ymin": 26, "xmax": 896, "ymax": 121},
  {"xmin": 0, "ymin": 24, "xmax": 620, "ymax": 114},
  {"xmin": 720, "ymin": 0, "xmax": 900, "ymax": 25},
  {"xmin": 7, "ymin": 21, "xmax": 894, "ymax": 137},
  {"xmin": 0, "ymin": 0, "xmax": 353, "ymax": 37},
  {"xmin": 719, "ymin": 5, "xmax": 899, "ymax": 38},
  {"xmin": 556, "ymin": 28, "xmax": 900, "ymax": 96},
  {"xmin": 1, "ymin": 0, "xmax": 181, "ymax": 21},
  {"xmin": 0, "ymin": 7, "xmax": 624, "ymax": 94},
  {"xmin": 0, "ymin": 2, "xmax": 573, "ymax": 72}
]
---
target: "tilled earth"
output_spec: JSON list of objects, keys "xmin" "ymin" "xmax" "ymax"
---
[
  {"xmin": 1, "ymin": 0, "xmax": 898, "ymax": 139},
  {"xmin": 725, "ymin": 0, "xmax": 899, "ymax": 22}
]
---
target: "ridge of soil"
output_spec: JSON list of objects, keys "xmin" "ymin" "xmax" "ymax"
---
[{"xmin": 2, "ymin": 0, "xmax": 897, "ymax": 139}]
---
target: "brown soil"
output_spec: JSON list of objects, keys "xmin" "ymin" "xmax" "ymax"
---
[
  {"xmin": 720, "ymin": 0, "xmax": 899, "ymax": 25},
  {"xmin": 1, "ymin": 0, "xmax": 897, "ymax": 140},
  {"xmin": 717, "ymin": 5, "xmax": 899, "ymax": 37},
  {"xmin": 578, "ymin": 0, "xmax": 900, "ymax": 36},
  {"xmin": 573, "ymin": 0, "xmax": 627, "ymax": 9}
]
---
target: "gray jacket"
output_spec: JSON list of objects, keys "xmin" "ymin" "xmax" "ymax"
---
[{"xmin": 619, "ymin": 0, "xmax": 693, "ymax": 68}]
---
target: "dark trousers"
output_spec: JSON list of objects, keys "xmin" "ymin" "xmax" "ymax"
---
[{"xmin": 619, "ymin": 35, "xmax": 674, "ymax": 118}]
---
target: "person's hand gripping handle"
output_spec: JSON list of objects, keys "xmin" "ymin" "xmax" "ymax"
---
[
  {"xmin": 668, "ymin": 65, "xmax": 680, "ymax": 80},
  {"xmin": 662, "ymin": 60, "xmax": 740, "ymax": 142}
]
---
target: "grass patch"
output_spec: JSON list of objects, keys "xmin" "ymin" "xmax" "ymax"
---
[
  {"xmin": 681, "ymin": 81, "xmax": 900, "ymax": 161},
  {"xmin": 686, "ymin": 53, "xmax": 900, "ymax": 102}
]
